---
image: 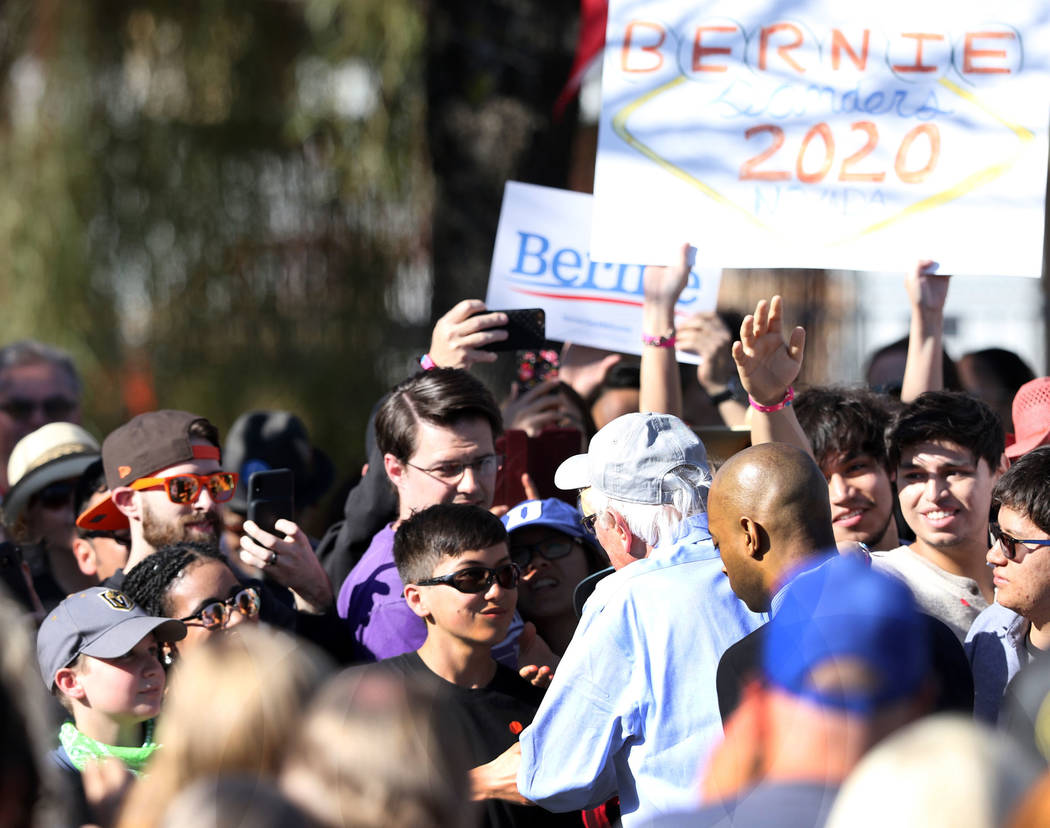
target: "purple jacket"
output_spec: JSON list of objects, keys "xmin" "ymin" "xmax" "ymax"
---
[{"xmin": 337, "ymin": 523, "xmax": 522, "ymax": 666}]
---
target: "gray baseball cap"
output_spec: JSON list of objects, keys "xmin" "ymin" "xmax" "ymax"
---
[
  {"xmin": 554, "ymin": 412, "xmax": 709, "ymax": 505},
  {"xmin": 37, "ymin": 587, "xmax": 186, "ymax": 690}
]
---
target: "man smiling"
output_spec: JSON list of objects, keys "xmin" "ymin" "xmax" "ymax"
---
[
  {"xmin": 967, "ymin": 446, "xmax": 1050, "ymax": 722},
  {"xmin": 870, "ymin": 391, "xmax": 1006, "ymax": 641}
]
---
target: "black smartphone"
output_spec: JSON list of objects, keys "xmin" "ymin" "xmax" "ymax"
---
[
  {"xmin": 247, "ymin": 469, "xmax": 295, "ymax": 535},
  {"xmin": 475, "ymin": 308, "xmax": 546, "ymax": 352}
]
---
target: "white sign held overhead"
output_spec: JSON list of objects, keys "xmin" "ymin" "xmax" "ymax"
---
[
  {"xmin": 486, "ymin": 181, "xmax": 720, "ymax": 360},
  {"xmin": 592, "ymin": 0, "xmax": 1050, "ymax": 277}
]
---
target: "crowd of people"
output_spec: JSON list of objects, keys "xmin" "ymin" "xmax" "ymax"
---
[{"xmin": 5, "ymin": 252, "xmax": 1050, "ymax": 828}]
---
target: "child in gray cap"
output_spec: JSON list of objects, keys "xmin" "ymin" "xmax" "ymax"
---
[{"xmin": 37, "ymin": 586, "xmax": 185, "ymax": 787}]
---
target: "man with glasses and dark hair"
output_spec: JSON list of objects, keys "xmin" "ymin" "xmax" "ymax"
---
[
  {"xmin": 967, "ymin": 445, "xmax": 1050, "ymax": 722},
  {"xmin": 0, "ymin": 339, "xmax": 82, "ymax": 495},
  {"xmin": 336, "ymin": 367, "xmax": 510, "ymax": 662}
]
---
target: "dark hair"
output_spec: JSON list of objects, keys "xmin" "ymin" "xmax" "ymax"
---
[
  {"xmin": 887, "ymin": 391, "xmax": 1004, "ymax": 471},
  {"xmin": 557, "ymin": 381, "xmax": 598, "ymax": 441},
  {"xmin": 122, "ymin": 541, "xmax": 225, "ymax": 617},
  {"xmin": 795, "ymin": 386, "xmax": 898, "ymax": 471},
  {"xmin": 73, "ymin": 458, "xmax": 107, "ymax": 521},
  {"xmin": 0, "ymin": 339, "xmax": 81, "ymax": 396},
  {"xmin": 393, "ymin": 503, "xmax": 507, "ymax": 585},
  {"xmin": 961, "ymin": 348, "xmax": 1036, "ymax": 397},
  {"xmin": 993, "ymin": 446, "xmax": 1050, "ymax": 534},
  {"xmin": 188, "ymin": 417, "xmax": 221, "ymax": 450},
  {"xmin": 375, "ymin": 369, "xmax": 502, "ymax": 463},
  {"xmin": 866, "ymin": 335, "xmax": 962, "ymax": 398}
]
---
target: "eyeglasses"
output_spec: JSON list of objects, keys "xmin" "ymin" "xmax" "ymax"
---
[
  {"xmin": 414, "ymin": 563, "xmax": 520, "ymax": 594},
  {"xmin": 990, "ymin": 522, "xmax": 1050, "ymax": 561},
  {"xmin": 0, "ymin": 395, "xmax": 78, "ymax": 423},
  {"xmin": 179, "ymin": 587, "xmax": 261, "ymax": 629},
  {"xmin": 405, "ymin": 454, "xmax": 504, "ymax": 485},
  {"xmin": 130, "ymin": 472, "xmax": 238, "ymax": 505},
  {"xmin": 30, "ymin": 480, "xmax": 76, "ymax": 510},
  {"xmin": 510, "ymin": 539, "xmax": 577, "ymax": 569},
  {"xmin": 577, "ymin": 493, "xmax": 601, "ymax": 538}
]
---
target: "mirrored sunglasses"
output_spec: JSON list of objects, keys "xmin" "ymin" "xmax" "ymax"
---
[
  {"xmin": 179, "ymin": 587, "xmax": 261, "ymax": 630},
  {"xmin": 415, "ymin": 563, "xmax": 520, "ymax": 594},
  {"xmin": 131, "ymin": 471, "xmax": 238, "ymax": 505}
]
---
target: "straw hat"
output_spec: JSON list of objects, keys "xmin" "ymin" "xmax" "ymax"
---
[{"xmin": 4, "ymin": 422, "xmax": 100, "ymax": 525}]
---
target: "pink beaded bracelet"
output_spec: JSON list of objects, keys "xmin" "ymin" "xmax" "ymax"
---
[
  {"xmin": 642, "ymin": 331, "xmax": 676, "ymax": 348},
  {"xmin": 749, "ymin": 385, "xmax": 795, "ymax": 413}
]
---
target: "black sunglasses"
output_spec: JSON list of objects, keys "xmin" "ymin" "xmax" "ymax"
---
[
  {"xmin": 415, "ymin": 563, "xmax": 520, "ymax": 594},
  {"xmin": 0, "ymin": 396, "xmax": 77, "ymax": 423},
  {"xmin": 510, "ymin": 540, "xmax": 576, "ymax": 569},
  {"xmin": 31, "ymin": 480, "xmax": 76, "ymax": 510},
  {"xmin": 990, "ymin": 522, "xmax": 1050, "ymax": 561}
]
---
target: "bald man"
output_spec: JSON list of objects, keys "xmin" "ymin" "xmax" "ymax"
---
[
  {"xmin": 707, "ymin": 443, "xmax": 837, "ymax": 614},
  {"xmin": 709, "ymin": 443, "xmax": 973, "ymax": 722}
]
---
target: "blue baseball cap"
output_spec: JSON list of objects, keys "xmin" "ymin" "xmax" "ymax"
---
[
  {"xmin": 502, "ymin": 498, "xmax": 588, "ymax": 541},
  {"xmin": 763, "ymin": 556, "xmax": 928, "ymax": 713}
]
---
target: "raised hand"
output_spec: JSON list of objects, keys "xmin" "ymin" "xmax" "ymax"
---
[
  {"xmin": 731, "ymin": 295, "xmax": 805, "ymax": 406},
  {"xmin": 429, "ymin": 299, "xmax": 509, "ymax": 369}
]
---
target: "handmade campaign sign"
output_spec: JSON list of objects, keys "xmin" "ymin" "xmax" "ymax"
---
[
  {"xmin": 591, "ymin": 0, "xmax": 1050, "ymax": 276},
  {"xmin": 486, "ymin": 181, "xmax": 720, "ymax": 360}
]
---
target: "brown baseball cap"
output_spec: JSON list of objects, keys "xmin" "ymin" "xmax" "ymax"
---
[{"xmin": 75, "ymin": 410, "xmax": 220, "ymax": 531}]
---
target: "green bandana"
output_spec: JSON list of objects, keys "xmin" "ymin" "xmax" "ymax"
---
[{"xmin": 58, "ymin": 720, "xmax": 158, "ymax": 775}]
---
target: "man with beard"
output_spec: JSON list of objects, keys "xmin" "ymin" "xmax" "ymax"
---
[
  {"xmin": 76, "ymin": 410, "xmax": 331, "ymax": 616},
  {"xmin": 76, "ymin": 410, "xmax": 228, "ymax": 580}
]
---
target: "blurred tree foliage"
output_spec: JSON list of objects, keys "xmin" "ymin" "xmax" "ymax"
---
[
  {"xmin": 0, "ymin": 0, "xmax": 430, "ymax": 494},
  {"xmin": 0, "ymin": 0, "xmax": 577, "ymax": 529}
]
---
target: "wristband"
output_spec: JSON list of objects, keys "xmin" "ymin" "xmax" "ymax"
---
[
  {"xmin": 708, "ymin": 389, "xmax": 734, "ymax": 406},
  {"xmin": 642, "ymin": 331, "xmax": 676, "ymax": 348},
  {"xmin": 749, "ymin": 386, "xmax": 795, "ymax": 413},
  {"xmin": 419, "ymin": 353, "xmax": 437, "ymax": 371}
]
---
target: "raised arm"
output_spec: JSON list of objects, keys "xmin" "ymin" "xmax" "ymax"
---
[
  {"xmin": 900, "ymin": 259, "xmax": 950, "ymax": 402},
  {"xmin": 676, "ymin": 311, "xmax": 748, "ymax": 427},
  {"xmin": 639, "ymin": 243, "xmax": 691, "ymax": 417},
  {"xmin": 732, "ymin": 295, "xmax": 812, "ymax": 453}
]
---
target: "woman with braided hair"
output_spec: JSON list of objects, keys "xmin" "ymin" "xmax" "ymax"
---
[{"xmin": 122, "ymin": 541, "xmax": 260, "ymax": 662}]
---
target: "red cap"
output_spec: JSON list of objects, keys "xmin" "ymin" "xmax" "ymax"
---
[{"xmin": 1006, "ymin": 378, "xmax": 1050, "ymax": 460}]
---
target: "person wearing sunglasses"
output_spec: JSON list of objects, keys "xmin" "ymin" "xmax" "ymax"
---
[
  {"xmin": 0, "ymin": 339, "xmax": 82, "ymax": 495},
  {"xmin": 77, "ymin": 409, "xmax": 336, "ymax": 636},
  {"xmin": 967, "ymin": 446, "xmax": 1050, "ymax": 723},
  {"xmin": 379, "ymin": 503, "xmax": 580, "ymax": 828},
  {"xmin": 502, "ymin": 498, "xmax": 607, "ymax": 657},
  {"xmin": 3, "ymin": 422, "xmax": 101, "ymax": 606},
  {"xmin": 122, "ymin": 541, "xmax": 261, "ymax": 659}
]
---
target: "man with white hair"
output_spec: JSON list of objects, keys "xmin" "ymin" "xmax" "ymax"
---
[{"xmin": 471, "ymin": 412, "xmax": 763, "ymax": 826}]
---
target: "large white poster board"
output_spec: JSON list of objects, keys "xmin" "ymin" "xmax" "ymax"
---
[
  {"xmin": 591, "ymin": 0, "xmax": 1050, "ymax": 276},
  {"xmin": 486, "ymin": 181, "xmax": 720, "ymax": 359}
]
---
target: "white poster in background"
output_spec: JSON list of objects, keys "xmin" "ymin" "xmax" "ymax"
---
[
  {"xmin": 591, "ymin": 0, "xmax": 1050, "ymax": 277},
  {"xmin": 485, "ymin": 181, "xmax": 720, "ymax": 361}
]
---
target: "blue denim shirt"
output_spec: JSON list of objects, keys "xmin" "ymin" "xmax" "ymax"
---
[
  {"xmin": 517, "ymin": 513, "xmax": 765, "ymax": 826},
  {"xmin": 965, "ymin": 601, "xmax": 1029, "ymax": 723}
]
